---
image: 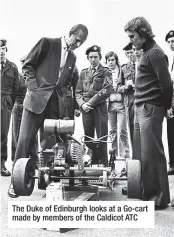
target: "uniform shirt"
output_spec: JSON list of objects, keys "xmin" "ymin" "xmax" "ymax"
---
[
  {"xmin": 1, "ymin": 59, "xmax": 20, "ymax": 109},
  {"xmin": 168, "ymin": 51, "xmax": 174, "ymax": 109},
  {"xmin": 168, "ymin": 52, "xmax": 174, "ymax": 80},
  {"xmin": 117, "ymin": 61, "xmax": 135, "ymax": 95}
]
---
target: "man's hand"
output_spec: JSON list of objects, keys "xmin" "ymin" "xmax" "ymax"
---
[
  {"xmin": 166, "ymin": 108, "xmax": 174, "ymax": 118},
  {"xmin": 125, "ymin": 80, "xmax": 133, "ymax": 89},
  {"xmin": 81, "ymin": 103, "xmax": 93, "ymax": 113},
  {"xmin": 74, "ymin": 109, "xmax": 81, "ymax": 117}
]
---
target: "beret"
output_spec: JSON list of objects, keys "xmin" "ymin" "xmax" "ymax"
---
[
  {"xmin": 85, "ymin": 45, "xmax": 101, "ymax": 55},
  {"xmin": 165, "ymin": 30, "xmax": 174, "ymax": 42},
  {"xmin": 0, "ymin": 39, "xmax": 7, "ymax": 47}
]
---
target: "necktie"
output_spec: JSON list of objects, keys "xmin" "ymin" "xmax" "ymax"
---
[
  {"xmin": 0, "ymin": 62, "xmax": 4, "ymax": 72},
  {"xmin": 92, "ymin": 68, "xmax": 96, "ymax": 75},
  {"xmin": 171, "ymin": 56, "xmax": 174, "ymax": 72}
]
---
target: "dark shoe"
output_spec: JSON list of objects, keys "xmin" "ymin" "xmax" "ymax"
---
[
  {"xmin": 171, "ymin": 199, "xmax": 174, "ymax": 207},
  {"xmin": 122, "ymin": 186, "xmax": 127, "ymax": 195},
  {"xmin": 155, "ymin": 205, "xmax": 168, "ymax": 210},
  {"xmin": 1, "ymin": 167, "xmax": 11, "ymax": 176},
  {"xmin": 167, "ymin": 167, "xmax": 174, "ymax": 175},
  {"xmin": 8, "ymin": 183, "xmax": 19, "ymax": 198}
]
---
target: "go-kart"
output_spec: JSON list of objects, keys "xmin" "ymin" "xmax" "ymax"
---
[{"xmin": 13, "ymin": 119, "xmax": 141, "ymax": 198}]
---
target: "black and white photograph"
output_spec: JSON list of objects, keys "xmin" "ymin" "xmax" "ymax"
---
[{"xmin": 1, "ymin": 0, "xmax": 174, "ymax": 236}]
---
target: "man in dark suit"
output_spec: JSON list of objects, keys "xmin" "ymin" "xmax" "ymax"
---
[{"xmin": 8, "ymin": 24, "xmax": 88, "ymax": 198}]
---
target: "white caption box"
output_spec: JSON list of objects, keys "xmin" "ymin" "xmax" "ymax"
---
[{"xmin": 8, "ymin": 201, "xmax": 154, "ymax": 229}]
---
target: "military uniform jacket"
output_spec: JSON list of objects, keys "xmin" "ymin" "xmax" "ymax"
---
[
  {"xmin": 22, "ymin": 37, "xmax": 76, "ymax": 115},
  {"xmin": 1, "ymin": 59, "xmax": 20, "ymax": 110},
  {"xmin": 75, "ymin": 64, "xmax": 113, "ymax": 108},
  {"xmin": 117, "ymin": 61, "xmax": 135, "ymax": 95}
]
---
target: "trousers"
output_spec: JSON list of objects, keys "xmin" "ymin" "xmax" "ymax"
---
[
  {"xmin": 167, "ymin": 117, "xmax": 174, "ymax": 168},
  {"xmin": 82, "ymin": 102, "xmax": 108, "ymax": 166},
  {"xmin": 134, "ymin": 103, "xmax": 170, "ymax": 207},
  {"xmin": 108, "ymin": 101, "xmax": 129, "ymax": 158},
  {"xmin": 13, "ymin": 90, "xmax": 60, "ymax": 164}
]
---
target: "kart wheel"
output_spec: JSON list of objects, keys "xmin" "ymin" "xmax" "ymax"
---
[
  {"xmin": 103, "ymin": 170, "xmax": 107, "ymax": 187},
  {"xmin": 38, "ymin": 170, "xmax": 47, "ymax": 190},
  {"xmin": 38, "ymin": 149, "xmax": 47, "ymax": 190},
  {"xmin": 13, "ymin": 158, "xmax": 35, "ymax": 196},
  {"xmin": 127, "ymin": 159, "xmax": 141, "ymax": 198},
  {"xmin": 44, "ymin": 173, "xmax": 50, "ymax": 186}
]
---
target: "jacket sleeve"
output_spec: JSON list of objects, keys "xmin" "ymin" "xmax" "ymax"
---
[
  {"xmin": 86, "ymin": 68, "xmax": 113, "ymax": 108},
  {"xmin": 117, "ymin": 68, "xmax": 127, "ymax": 94},
  {"xmin": 22, "ymin": 37, "xmax": 49, "ymax": 90},
  {"xmin": 75, "ymin": 70, "xmax": 86, "ymax": 108},
  {"xmin": 72, "ymin": 66, "xmax": 80, "ymax": 110},
  {"xmin": 11, "ymin": 64, "xmax": 20, "ymax": 103},
  {"xmin": 149, "ymin": 49, "xmax": 173, "ymax": 109}
]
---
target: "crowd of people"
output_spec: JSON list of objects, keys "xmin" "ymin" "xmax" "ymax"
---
[{"xmin": 1, "ymin": 17, "xmax": 174, "ymax": 209}]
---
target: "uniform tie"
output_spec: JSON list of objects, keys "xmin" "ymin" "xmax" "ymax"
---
[
  {"xmin": 92, "ymin": 67, "xmax": 96, "ymax": 75},
  {"xmin": 0, "ymin": 61, "xmax": 5, "ymax": 72},
  {"xmin": 171, "ymin": 56, "xmax": 174, "ymax": 72}
]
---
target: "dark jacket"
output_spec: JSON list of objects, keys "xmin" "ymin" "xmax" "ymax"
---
[
  {"xmin": 22, "ymin": 37, "xmax": 76, "ymax": 116},
  {"xmin": 1, "ymin": 59, "xmax": 20, "ymax": 110},
  {"xmin": 75, "ymin": 64, "xmax": 113, "ymax": 108},
  {"xmin": 117, "ymin": 61, "xmax": 135, "ymax": 95}
]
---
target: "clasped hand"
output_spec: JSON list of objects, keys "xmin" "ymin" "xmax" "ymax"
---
[{"xmin": 82, "ymin": 103, "xmax": 93, "ymax": 113}]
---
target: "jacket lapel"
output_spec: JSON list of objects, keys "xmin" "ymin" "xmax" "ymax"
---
[
  {"xmin": 2, "ymin": 59, "xmax": 10, "ymax": 75},
  {"xmin": 53, "ymin": 38, "xmax": 61, "ymax": 79}
]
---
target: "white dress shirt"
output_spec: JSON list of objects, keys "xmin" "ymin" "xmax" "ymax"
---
[{"xmin": 59, "ymin": 37, "xmax": 69, "ymax": 77}]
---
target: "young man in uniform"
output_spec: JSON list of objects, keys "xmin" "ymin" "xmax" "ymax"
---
[
  {"xmin": 0, "ymin": 39, "xmax": 20, "ymax": 176},
  {"xmin": 76, "ymin": 45, "xmax": 113, "ymax": 167}
]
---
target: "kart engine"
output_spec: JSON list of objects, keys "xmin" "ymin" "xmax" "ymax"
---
[{"xmin": 43, "ymin": 119, "xmax": 92, "ymax": 169}]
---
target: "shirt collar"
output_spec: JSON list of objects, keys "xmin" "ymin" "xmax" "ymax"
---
[
  {"xmin": 141, "ymin": 39, "xmax": 156, "ymax": 52},
  {"xmin": 61, "ymin": 37, "xmax": 69, "ymax": 50},
  {"xmin": 1, "ymin": 59, "xmax": 6, "ymax": 64},
  {"xmin": 91, "ymin": 64, "xmax": 99, "ymax": 71}
]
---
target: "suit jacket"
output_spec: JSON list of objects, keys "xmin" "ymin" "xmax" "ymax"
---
[{"xmin": 22, "ymin": 37, "xmax": 76, "ymax": 116}]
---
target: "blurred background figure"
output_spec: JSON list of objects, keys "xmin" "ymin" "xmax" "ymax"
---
[
  {"xmin": 117, "ymin": 43, "xmax": 136, "ymax": 156},
  {"xmin": 165, "ymin": 30, "xmax": 174, "ymax": 175},
  {"xmin": 0, "ymin": 39, "xmax": 20, "ymax": 176},
  {"xmin": 105, "ymin": 51, "xmax": 129, "ymax": 159}
]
